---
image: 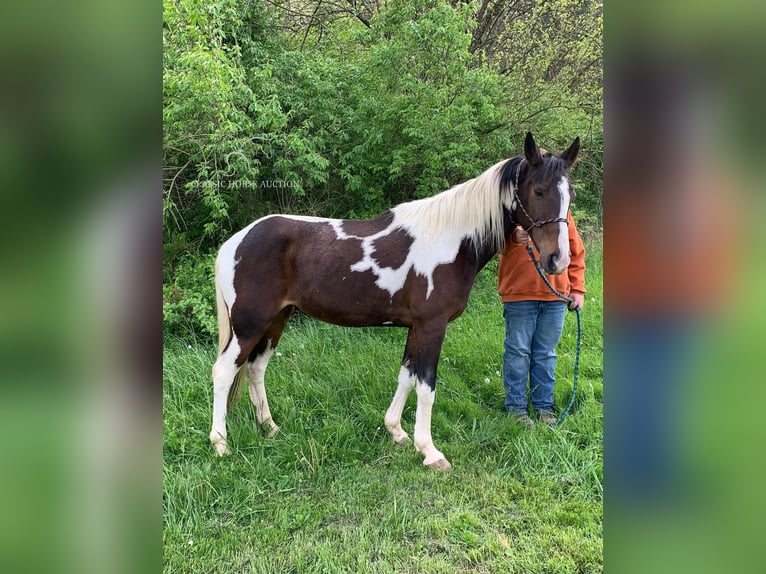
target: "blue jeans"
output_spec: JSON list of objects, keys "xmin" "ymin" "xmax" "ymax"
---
[{"xmin": 502, "ymin": 301, "xmax": 567, "ymax": 415}]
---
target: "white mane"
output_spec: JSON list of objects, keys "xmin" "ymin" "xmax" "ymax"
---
[{"xmin": 391, "ymin": 160, "xmax": 510, "ymax": 252}]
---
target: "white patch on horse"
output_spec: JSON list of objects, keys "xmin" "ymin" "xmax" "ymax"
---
[
  {"xmin": 384, "ymin": 366, "xmax": 416, "ymax": 445},
  {"xmin": 247, "ymin": 339, "xmax": 279, "ymax": 436},
  {"xmin": 284, "ymin": 214, "xmax": 338, "ymax": 224},
  {"xmin": 216, "ymin": 220, "xmax": 258, "ymax": 310},
  {"xmin": 330, "ymin": 219, "xmax": 352, "ymax": 240},
  {"xmin": 209, "ymin": 335, "xmax": 242, "ymax": 455},
  {"xmin": 403, "ymin": 224, "xmax": 467, "ymax": 299},
  {"xmin": 347, "ymin": 216, "xmax": 465, "ymax": 300},
  {"xmin": 556, "ymin": 177, "xmax": 571, "ymax": 270},
  {"xmin": 413, "ymin": 380, "xmax": 448, "ymax": 466},
  {"xmin": 248, "ymin": 341, "xmax": 273, "ymax": 412}
]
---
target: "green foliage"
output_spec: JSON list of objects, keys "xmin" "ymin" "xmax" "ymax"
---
[
  {"xmin": 163, "ymin": 0, "xmax": 331, "ymax": 259},
  {"xmin": 163, "ymin": 252, "xmax": 217, "ymax": 338},
  {"xmin": 335, "ymin": 0, "xmax": 507, "ymax": 214},
  {"xmin": 162, "ymin": 0, "xmax": 602, "ymax": 338}
]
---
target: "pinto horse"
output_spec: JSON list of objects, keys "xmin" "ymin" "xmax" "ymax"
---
[{"xmin": 210, "ymin": 132, "xmax": 579, "ymax": 470}]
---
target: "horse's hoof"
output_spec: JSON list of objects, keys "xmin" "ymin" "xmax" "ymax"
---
[
  {"xmin": 213, "ymin": 442, "xmax": 232, "ymax": 456},
  {"xmin": 426, "ymin": 458, "xmax": 452, "ymax": 471},
  {"xmin": 394, "ymin": 435, "xmax": 411, "ymax": 447},
  {"xmin": 262, "ymin": 420, "xmax": 280, "ymax": 438}
]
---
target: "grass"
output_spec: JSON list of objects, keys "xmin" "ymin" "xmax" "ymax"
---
[{"xmin": 163, "ymin": 241, "xmax": 603, "ymax": 573}]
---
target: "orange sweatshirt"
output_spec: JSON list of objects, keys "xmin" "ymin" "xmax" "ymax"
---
[{"xmin": 498, "ymin": 212, "xmax": 586, "ymax": 302}]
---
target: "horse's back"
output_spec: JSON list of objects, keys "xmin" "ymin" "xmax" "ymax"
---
[{"xmin": 219, "ymin": 212, "xmax": 477, "ymax": 330}]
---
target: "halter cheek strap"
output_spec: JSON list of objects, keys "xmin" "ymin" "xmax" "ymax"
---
[{"xmin": 512, "ymin": 158, "xmax": 569, "ymax": 232}]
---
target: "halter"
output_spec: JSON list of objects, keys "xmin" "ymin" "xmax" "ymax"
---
[{"xmin": 512, "ymin": 159, "xmax": 569, "ymax": 232}]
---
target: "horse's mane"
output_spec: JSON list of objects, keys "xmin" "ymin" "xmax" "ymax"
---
[{"xmin": 392, "ymin": 159, "xmax": 514, "ymax": 252}]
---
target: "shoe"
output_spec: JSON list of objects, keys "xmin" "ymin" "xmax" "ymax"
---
[
  {"xmin": 538, "ymin": 412, "xmax": 557, "ymax": 426},
  {"xmin": 514, "ymin": 413, "xmax": 535, "ymax": 429}
]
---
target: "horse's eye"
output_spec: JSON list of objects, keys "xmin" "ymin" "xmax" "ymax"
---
[{"xmin": 534, "ymin": 186, "xmax": 544, "ymax": 197}]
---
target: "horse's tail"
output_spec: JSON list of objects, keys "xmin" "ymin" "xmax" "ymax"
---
[{"xmin": 214, "ymin": 258, "xmax": 247, "ymax": 407}]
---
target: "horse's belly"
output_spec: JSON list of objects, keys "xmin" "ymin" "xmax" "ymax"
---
[{"xmin": 290, "ymin": 271, "xmax": 412, "ymax": 327}]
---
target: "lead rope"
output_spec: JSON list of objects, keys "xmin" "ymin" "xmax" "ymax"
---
[{"xmin": 524, "ymin": 244, "xmax": 581, "ymax": 426}]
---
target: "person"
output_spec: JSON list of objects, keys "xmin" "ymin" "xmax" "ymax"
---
[{"xmin": 498, "ymin": 213, "xmax": 586, "ymax": 427}]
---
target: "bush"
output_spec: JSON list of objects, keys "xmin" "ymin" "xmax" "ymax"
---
[{"xmin": 163, "ymin": 253, "xmax": 217, "ymax": 338}]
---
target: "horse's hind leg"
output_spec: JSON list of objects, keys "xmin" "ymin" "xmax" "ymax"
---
[
  {"xmin": 247, "ymin": 345, "xmax": 277, "ymax": 438},
  {"xmin": 247, "ymin": 306, "xmax": 294, "ymax": 438},
  {"xmin": 210, "ymin": 340, "xmax": 245, "ymax": 456}
]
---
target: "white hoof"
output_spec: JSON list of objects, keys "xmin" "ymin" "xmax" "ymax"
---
[
  {"xmin": 261, "ymin": 418, "xmax": 279, "ymax": 438},
  {"xmin": 394, "ymin": 435, "xmax": 412, "ymax": 447},
  {"xmin": 212, "ymin": 441, "xmax": 231, "ymax": 456},
  {"xmin": 426, "ymin": 458, "xmax": 452, "ymax": 471}
]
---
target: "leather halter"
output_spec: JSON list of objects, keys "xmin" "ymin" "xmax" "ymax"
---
[{"xmin": 512, "ymin": 159, "xmax": 569, "ymax": 232}]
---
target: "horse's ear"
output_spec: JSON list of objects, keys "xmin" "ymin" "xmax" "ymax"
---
[
  {"xmin": 560, "ymin": 137, "xmax": 580, "ymax": 168},
  {"xmin": 524, "ymin": 132, "xmax": 543, "ymax": 166}
]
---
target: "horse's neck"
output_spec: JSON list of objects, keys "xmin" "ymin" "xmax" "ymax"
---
[
  {"xmin": 473, "ymin": 205, "xmax": 515, "ymax": 272},
  {"xmin": 473, "ymin": 235, "xmax": 513, "ymax": 275},
  {"xmin": 474, "ymin": 242, "xmax": 502, "ymax": 274}
]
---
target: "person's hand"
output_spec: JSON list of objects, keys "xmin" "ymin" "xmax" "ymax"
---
[
  {"xmin": 568, "ymin": 292, "xmax": 584, "ymax": 311},
  {"xmin": 512, "ymin": 225, "xmax": 529, "ymax": 244}
]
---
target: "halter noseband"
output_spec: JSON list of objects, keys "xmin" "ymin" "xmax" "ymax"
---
[{"xmin": 512, "ymin": 158, "xmax": 569, "ymax": 232}]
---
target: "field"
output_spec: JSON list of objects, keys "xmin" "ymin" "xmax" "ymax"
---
[{"xmin": 163, "ymin": 242, "xmax": 603, "ymax": 573}]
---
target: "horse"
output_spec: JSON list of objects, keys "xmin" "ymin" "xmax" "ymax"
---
[{"xmin": 210, "ymin": 132, "xmax": 580, "ymax": 470}]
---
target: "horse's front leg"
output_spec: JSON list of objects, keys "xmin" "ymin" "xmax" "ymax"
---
[
  {"xmin": 414, "ymin": 380, "xmax": 451, "ymax": 471},
  {"xmin": 409, "ymin": 321, "xmax": 452, "ymax": 471}
]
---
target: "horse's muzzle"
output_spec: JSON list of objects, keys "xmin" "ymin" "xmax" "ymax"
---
[{"xmin": 544, "ymin": 252, "xmax": 569, "ymax": 275}]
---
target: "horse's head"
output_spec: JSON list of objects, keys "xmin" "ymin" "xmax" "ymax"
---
[{"xmin": 508, "ymin": 132, "xmax": 580, "ymax": 275}]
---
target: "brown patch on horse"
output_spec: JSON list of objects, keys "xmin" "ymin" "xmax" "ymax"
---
[
  {"xmin": 229, "ymin": 217, "xmax": 306, "ymax": 363},
  {"xmin": 247, "ymin": 306, "xmax": 295, "ymax": 362},
  {"xmin": 331, "ymin": 237, "xmax": 364, "ymax": 262},
  {"xmin": 371, "ymin": 227, "xmax": 415, "ymax": 269},
  {"xmin": 291, "ymin": 263, "xmax": 419, "ymax": 327},
  {"xmin": 340, "ymin": 211, "xmax": 394, "ymax": 237}
]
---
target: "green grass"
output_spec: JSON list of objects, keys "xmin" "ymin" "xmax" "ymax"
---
[{"xmin": 163, "ymin": 242, "xmax": 603, "ymax": 573}]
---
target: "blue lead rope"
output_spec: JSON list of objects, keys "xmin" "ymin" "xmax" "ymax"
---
[{"xmin": 525, "ymin": 244, "xmax": 582, "ymax": 426}]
